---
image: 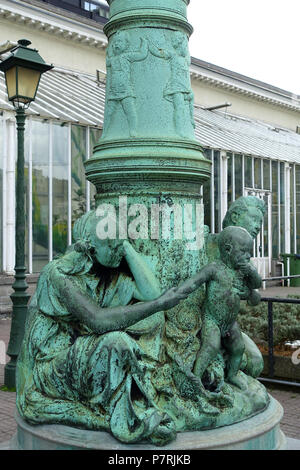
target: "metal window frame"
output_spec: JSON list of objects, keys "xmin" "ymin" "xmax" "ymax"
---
[
  {"xmin": 1, "ymin": 114, "xmax": 6, "ymax": 272},
  {"xmin": 210, "ymin": 149, "xmax": 215, "ymax": 234},
  {"xmin": 220, "ymin": 150, "xmax": 228, "ymax": 229},
  {"xmin": 1, "ymin": 117, "xmax": 101, "ymax": 274},
  {"xmin": 49, "ymin": 120, "xmax": 53, "ymax": 263},
  {"xmin": 278, "ymin": 161, "xmax": 281, "ymax": 259},
  {"xmin": 284, "ymin": 162, "xmax": 291, "ymax": 256},
  {"xmin": 5, "ymin": 116, "xmax": 16, "ymax": 274},
  {"xmin": 28, "ymin": 116, "xmax": 33, "ymax": 274},
  {"xmin": 242, "ymin": 154, "xmax": 245, "ymax": 194},
  {"xmin": 67, "ymin": 123, "xmax": 72, "ymax": 246},
  {"xmin": 232, "ymin": 153, "xmax": 235, "ymax": 202},
  {"xmin": 86, "ymin": 126, "xmax": 90, "ymax": 213},
  {"xmin": 293, "ymin": 164, "xmax": 297, "ymax": 254}
]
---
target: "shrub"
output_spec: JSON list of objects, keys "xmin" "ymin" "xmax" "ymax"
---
[{"xmin": 239, "ymin": 296, "xmax": 300, "ymax": 347}]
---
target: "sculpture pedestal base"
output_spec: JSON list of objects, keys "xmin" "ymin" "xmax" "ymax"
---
[{"xmin": 11, "ymin": 396, "xmax": 286, "ymax": 450}]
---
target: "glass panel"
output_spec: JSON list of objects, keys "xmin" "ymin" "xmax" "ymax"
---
[
  {"xmin": 272, "ymin": 161, "xmax": 279, "ymax": 258},
  {"xmin": 227, "ymin": 153, "xmax": 233, "ymax": 206},
  {"xmin": 202, "ymin": 149, "xmax": 212, "ymax": 230},
  {"xmin": 5, "ymin": 66, "xmax": 17, "ymax": 100},
  {"xmin": 71, "ymin": 125, "xmax": 86, "ymax": 230},
  {"xmin": 263, "ymin": 160, "xmax": 270, "ymax": 190},
  {"xmin": 254, "ymin": 158, "xmax": 261, "ymax": 189},
  {"xmin": 290, "ymin": 166, "xmax": 295, "ymax": 254},
  {"xmin": 89, "ymin": 127, "xmax": 102, "ymax": 210},
  {"xmin": 53, "ymin": 123, "xmax": 69, "ymax": 257},
  {"xmin": 234, "ymin": 154, "xmax": 243, "ymax": 199},
  {"xmin": 296, "ymin": 165, "xmax": 300, "ymax": 252},
  {"xmin": 24, "ymin": 120, "xmax": 30, "ymax": 271},
  {"xmin": 245, "ymin": 156, "xmax": 252, "ymax": 188},
  {"xmin": 0, "ymin": 119, "xmax": 3, "ymax": 271},
  {"xmin": 32, "ymin": 120, "xmax": 49, "ymax": 272},
  {"xmin": 214, "ymin": 150, "xmax": 220, "ymax": 233},
  {"xmin": 263, "ymin": 194, "xmax": 269, "ymax": 257},
  {"xmin": 84, "ymin": 1, "xmax": 98, "ymax": 11},
  {"xmin": 280, "ymin": 163, "xmax": 285, "ymax": 254},
  {"xmin": 17, "ymin": 66, "xmax": 40, "ymax": 103},
  {"xmin": 203, "ymin": 148, "xmax": 212, "ymax": 160}
]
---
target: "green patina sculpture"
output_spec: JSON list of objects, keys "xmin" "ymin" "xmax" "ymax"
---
[
  {"xmin": 206, "ymin": 196, "xmax": 266, "ymax": 262},
  {"xmin": 16, "ymin": 0, "xmax": 270, "ymax": 447},
  {"xmin": 205, "ymin": 196, "xmax": 267, "ymax": 380},
  {"xmin": 16, "ymin": 211, "xmax": 269, "ymax": 446},
  {"xmin": 179, "ymin": 226, "xmax": 262, "ymax": 392},
  {"xmin": 17, "ymin": 211, "xmax": 189, "ymax": 445}
]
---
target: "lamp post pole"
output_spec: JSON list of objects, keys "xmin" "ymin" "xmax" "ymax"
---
[{"xmin": 4, "ymin": 107, "xmax": 30, "ymax": 389}]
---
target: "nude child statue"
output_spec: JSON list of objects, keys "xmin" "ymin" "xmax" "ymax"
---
[{"xmin": 176, "ymin": 226, "xmax": 262, "ymax": 391}]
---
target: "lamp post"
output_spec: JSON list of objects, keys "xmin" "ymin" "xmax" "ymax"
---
[{"xmin": 0, "ymin": 39, "xmax": 53, "ymax": 388}]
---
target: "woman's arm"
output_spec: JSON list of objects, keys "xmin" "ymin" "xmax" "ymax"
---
[
  {"xmin": 128, "ymin": 38, "xmax": 149, "ymax": 62},
  {"xmin": 123, "ymin": 241, "xmax": 161, "ymax": 300},
  {"xmin": 176, "ymin": 263, "xmax": 215, "ymax": 295},
  {"xmin": 148, "ymin": 41, "xmax": 172, "ymax": 60},
  {"xmin": 56, "ymin": 275, "xmax": 187, "ymax": 335}
]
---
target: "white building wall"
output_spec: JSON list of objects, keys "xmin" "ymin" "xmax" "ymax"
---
[
  {"xmin": 0, "ymin": 19, "xmax": 106, "ymax": 76},
  {"xmin": 192, "ymin": 80, "xmax": 300, "ymax": 132}
]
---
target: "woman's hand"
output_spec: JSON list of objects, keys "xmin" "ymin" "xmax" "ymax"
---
[
  {"xmin": 123, "ymin": 240, "xmax": 161, "ymax": 300},
  {"xmin": 123, "ymin": 239, "xmax": 137, "ymax": 259},
  {"xmin": 157, "ymin": 287, "xmax": 189, "ymax": 310}
]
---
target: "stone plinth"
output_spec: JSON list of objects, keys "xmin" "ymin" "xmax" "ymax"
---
[{"xmin": 11, "ymin": 397, "xmax": 286, "ymax": 450}]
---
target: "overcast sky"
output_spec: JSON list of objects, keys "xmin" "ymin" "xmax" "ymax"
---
[{"xmin": 187, "ymin": 0, "xmax": 300, "ymax": 95}]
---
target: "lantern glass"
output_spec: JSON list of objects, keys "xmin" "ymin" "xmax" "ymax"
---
[
  {"xmin": 5, "ymin": 66, "xmax": 17, "ymax": 101},
  {"xmin": 5, "ymin": 65, "xmax": 41, "ymax": 104}
]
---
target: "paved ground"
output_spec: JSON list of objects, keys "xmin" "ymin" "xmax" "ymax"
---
[
  {"xmin": 0, "ymin": 286, "xmax": 300, "ymax": 445},
  {"xmin": 259, "ymin": 285, "xmax": 300, "ymax": 297},
  {"xmin": 0, "ymin": 315, "xmax": 17, "ymax": 443}
]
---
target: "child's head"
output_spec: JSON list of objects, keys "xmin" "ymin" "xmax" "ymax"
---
[
  {"xmin": 218, "ymin": 226, "xmax": 253, "ymax": 269},
  {"xmin": 222, "ymin": 196, "xmax": 265, "ymax": 239},
  {"xmin": 112, "ymin": 31, "xmax": 129, "ymax": 55}
]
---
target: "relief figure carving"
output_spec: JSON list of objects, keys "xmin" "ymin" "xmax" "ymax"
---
[
  {"xmin": 149, "ymin": 31, "xmax": 195, "ymax": 137},
  {"xmin": 104, "ymin": 31, "xmax": 149, "ymax": 137}
]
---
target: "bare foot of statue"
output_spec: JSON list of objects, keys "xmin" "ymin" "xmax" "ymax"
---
[
  {"xmin": 173, "ymin": 356, "xmax": 220, "ymax": 416},
  {"xmin": 227, "ymin": 372, "xmax": 248, "ymax": 391}
]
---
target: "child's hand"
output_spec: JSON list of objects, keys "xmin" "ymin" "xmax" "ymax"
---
[
  {"xmin": 238, "ymin": 262, "xmax": 262, "ymax": 289},
  {"xmin": 238, "ymin": 262, "xmax": 252, "ymax": 277},
  {"xmin": 248, "ymin": 289, "xmax": 261, "ymax": 306}
]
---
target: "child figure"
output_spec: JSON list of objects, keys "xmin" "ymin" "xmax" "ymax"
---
[
  {"xmin": 177, "ymin": 226, "xmax": 262, "ymax": 391},
  {"xmin": 104, "ymin": 32, "xmax": 149, "ymax": 137}
]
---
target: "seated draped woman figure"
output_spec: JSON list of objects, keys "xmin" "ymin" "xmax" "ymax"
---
[{"xmin": 16, "ymin": 210, "xmax": 192, "ymax": 446}]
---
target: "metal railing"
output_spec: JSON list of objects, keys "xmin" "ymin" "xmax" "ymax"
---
[
  {"xmin": 262, "ymin": 274, "xmax": 300, "ymax": 282},
  {"xmin": 257, "ymin": 276, "xmax": 300, "ymax": 388}
]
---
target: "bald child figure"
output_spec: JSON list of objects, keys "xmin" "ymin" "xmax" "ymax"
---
[{"xmin": 177, "ymin": 226, "xmax": 262, "ymax": 391}]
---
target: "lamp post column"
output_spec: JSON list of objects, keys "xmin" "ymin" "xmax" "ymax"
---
[{"xmin": 4, "ymin": 108, "xmax": 30, "ymax": 389}]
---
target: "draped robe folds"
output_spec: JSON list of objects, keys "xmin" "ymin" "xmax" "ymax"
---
[{"xmin": 16, "ymin": 250, "xmax": 168, "ymax": 444}]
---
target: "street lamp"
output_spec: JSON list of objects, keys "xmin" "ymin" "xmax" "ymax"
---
[{"xmin": 0, "ymin": 39, "xmax": 53, "ymax": 388}]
